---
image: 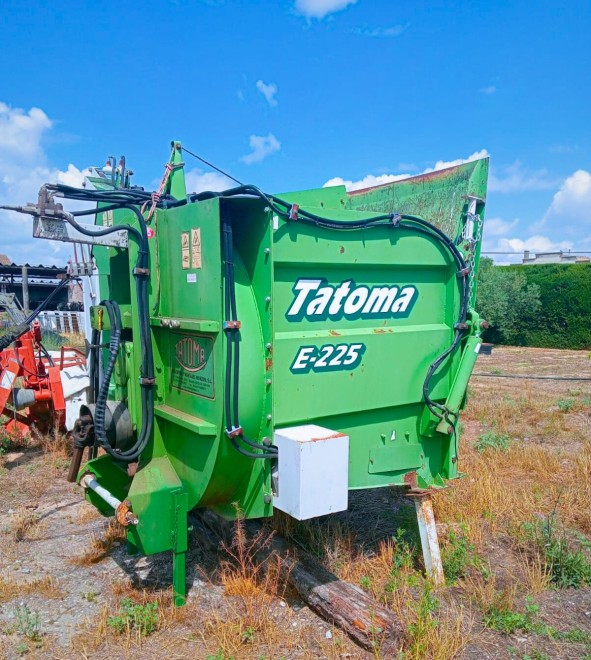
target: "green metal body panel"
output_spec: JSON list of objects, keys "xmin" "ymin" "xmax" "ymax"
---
[{"xmin": 82, "ymin": 145, "xmax": 488, "ymax": 602}]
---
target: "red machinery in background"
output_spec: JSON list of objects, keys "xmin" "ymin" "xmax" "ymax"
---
[{"xmin": 0, "ymin": 287, "xmax": 86, "ymax": 437}]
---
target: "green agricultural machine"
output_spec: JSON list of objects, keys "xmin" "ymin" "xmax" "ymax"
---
[{"xmin": 7, "ymin": 143, "xmax": 488, "ymax": 604}]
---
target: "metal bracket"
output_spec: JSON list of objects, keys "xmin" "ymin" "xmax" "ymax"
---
[{"xmin": 33, "ymin": 216, "xmax": 129, "ymax": 248}]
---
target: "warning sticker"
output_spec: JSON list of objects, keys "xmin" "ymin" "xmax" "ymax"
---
[
  {"xmin": 181, "ymin": 232, "xmax": 190, "ymax": 269},
  {"xmin": 171, "ymin": 333, "xmax": 215, "ymax": 399},
  {"xmin": 1, "ymin": 370, "xmax": 16, "ymax": 391},
  {"xmin": 191, "ymin": 228, "xmax": 202, "ymax": 269}
]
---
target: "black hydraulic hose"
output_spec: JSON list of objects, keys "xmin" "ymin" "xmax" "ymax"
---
[
  {"xmin": 88, "ymin": 328, "xmax": 100, "ymax": 403},
  {"xmin": 38, "ymin": 343, "xmax": 55, "ymax": 367},
  {"xmin": 25, "ymin": 277, "xmax": 72, "ymax": 325},
  {"xmin": 221, "ymin": 207, "xmax": 277, "ymax": 459},
  {"xmin": 0, "ymin": 277, "xmax": 73, "ymax": 350},
  {"xmin": 92, "ymin": 300, "xmax": 122, "ymax": 449},
  {"xmin": 58, "ymin": 204, "xmax": 155, "ymax": 462},
  {"xmin": 191, "ymin": 185, "xmax": 472, "ymax": 423}
]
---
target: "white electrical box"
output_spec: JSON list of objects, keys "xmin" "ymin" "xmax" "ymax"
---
[{"xmin": 272, "ymin": 424, "xmax": 349, "ymax": 520}]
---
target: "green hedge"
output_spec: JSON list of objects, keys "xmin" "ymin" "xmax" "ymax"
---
[{"xmin": 486, "ymin": 262, "xmax": 591, "ymax": 349}]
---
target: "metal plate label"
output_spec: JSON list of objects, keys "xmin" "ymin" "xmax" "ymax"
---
[{"xmin": 171, "ymin": 333, "xmax": 214, "ymax": 399}]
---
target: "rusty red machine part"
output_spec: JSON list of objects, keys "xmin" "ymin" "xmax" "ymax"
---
[{"xmin": 0, "ymin": 321, "xmax": 85, "ymax": 437}]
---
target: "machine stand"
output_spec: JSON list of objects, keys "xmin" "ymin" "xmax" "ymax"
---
[
  {"xmin": 171, "ymin": 489, "xmax": 189, "ymax": 606},
  {"xmin": 409, "ymin": 493, "xmax": 445, "ymax": 586},
  {"xmin": 173, "ymin": 550, "xmax": 187, "ymax": 606}
]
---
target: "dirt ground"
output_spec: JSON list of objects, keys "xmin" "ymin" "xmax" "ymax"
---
[{"xmin": 0, "ymin": 346, "xmax": 590, "ymax": 659}]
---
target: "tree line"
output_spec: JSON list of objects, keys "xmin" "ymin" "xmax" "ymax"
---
[{"xmin": 475, "ymin": 259, "xmax": 591, "ymax": 349}]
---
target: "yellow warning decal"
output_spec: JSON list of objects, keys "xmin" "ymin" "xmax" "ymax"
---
[
  {"xmin": 191, "ymin": 228, "xmax": 202, "ymax": 269},
  {"xmin": 181, "ymin": 232, "xmax": 190, "ymax": 269}
]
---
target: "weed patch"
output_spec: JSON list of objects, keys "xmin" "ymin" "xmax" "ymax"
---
[
  {"xmin": 107, "ymin": 598, "xmax": 159, "ymax": 636},
  {"xmin": 441, "ymin": 527, "xmax": 484, "ymax": 583},
  {"xmin": 519, "ymin": 516, "xmax": 591, "ymax": 588},
  {"xmin": 13, "ymin": 604, "xmax": 42, "ymax": 643},
  {"xmin": 475, "ymin": 431, "xmax": 511, "ymax": 453}
]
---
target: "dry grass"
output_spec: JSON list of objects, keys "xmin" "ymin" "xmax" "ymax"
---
[
  {"xmin": 461, "ymin": 574, "xmax": 517, "ymax": 614},
  {"xmin": 72, "ymin": 501, "xmax": 103, "ymax": 525},
  {"xmin": 4, "ymin": 347, "xmax": 591, "ymax": 659},
  {"xmin": 0, "ymin": 573, "xmax": 61, "ymax": 603},
  {"xmin": 433, "ymin": 437, "xmax": 581, "ymax": 547},
  {"xmin": 517, "ymin": 550, "xmax": 552, "ymax": 595},
  {"xmin": 70, "ymin": 518, "xmax": 126, "ymax": 566},
  {"xmin": 31, "ymin": 421, "xmax": 73, "ymax": 466},
  {"xmin": 10, "ymin": 507, "xmax": 42, "ymax": 542}
]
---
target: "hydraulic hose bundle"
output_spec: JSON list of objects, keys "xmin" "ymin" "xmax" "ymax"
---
[
  {"xmin": 43, "ymin": 187, "xmax": 156, "ymax": 464},
  {"xmin": 6, "ymin": 171, "xmax": 473, "ymax": 467},
  {"xmin": 190, "ymin": 184, "xmax": 472, "ymax": 430},
  {"xmin": 221, "ymin": 206, "xmax": 278, "ymax": 460}
]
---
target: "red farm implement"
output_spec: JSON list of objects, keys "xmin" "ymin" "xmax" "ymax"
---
[{"xmin": 0, "ymin": 290, "xmax": 87, "ymax": 438}]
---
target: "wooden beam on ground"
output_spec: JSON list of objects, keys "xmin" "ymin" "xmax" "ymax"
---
[{"xmin": 195, "ymin": 510, "xmax": 404, "ymax": 652}]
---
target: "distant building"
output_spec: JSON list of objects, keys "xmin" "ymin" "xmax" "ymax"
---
[
  {"xmin": 522, "ymin": 250, "xmax": 591, "ymax": 265},
  {"xmin": 0, "ymin": 257, "xmax": 69, "ymax": 312}
]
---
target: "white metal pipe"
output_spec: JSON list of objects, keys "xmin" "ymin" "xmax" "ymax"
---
[{"xmin": 80, "ymin": 473, "xmax": 122, "ymax": 511}]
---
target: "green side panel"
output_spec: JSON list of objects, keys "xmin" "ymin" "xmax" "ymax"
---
[{"xmin": 83, "ymin": 154, "xmax": 488, "ymax": 552}]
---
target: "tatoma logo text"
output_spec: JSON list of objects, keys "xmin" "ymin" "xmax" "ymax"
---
[
  {"xmin": 286, "ymin": 278, "xmax": 417, "ymax": 321},
  {"xmin": 175, "ymin": 337, "xmax": 208, "ymax": 372}
]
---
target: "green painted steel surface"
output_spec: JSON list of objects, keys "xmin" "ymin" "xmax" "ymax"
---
[{"xmin": 82, "ymin": 144, "xmax": 488, "ymax": 601}]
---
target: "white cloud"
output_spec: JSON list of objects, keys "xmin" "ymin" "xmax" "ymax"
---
[
  {"xmin": 295, "ymin": 0, "xmax": 357, "ymax": 20},
  {"xmin": 479, "ymin": 85, "xmax": 497, "ymax": 95},
  {"xmin": 483, "ymin": 217, "xmax": 519, "ymax": 237},
  {"xmin": 426, "ymin": 149, "xmax": 489, "ymax": 173},
  {"xmin": 549, "ymin": 144, "xmax": 578, "ymax": 154},
  {"xmin": 241, "ymin": 133, "xmax": 281, "ymax": 165},
  {"xmin": 324, "ymin": 172, "xmax": 410, "ymax": 192},
  {"xmin": 353, "ymin": 24, "xmax": 408, "ymax": 38},
  {"xmin": 185, "ymin": 168, "xmax": 234, "ymax": 192},
  {"xmin": 0, "ymin": 101, "xmax": 90, "ymax": 265},
  {"xmin": 256, "ymin": 80, "xmax": 278, "ymax": 107},
  {"xmin": 542, "ymin": 169, "xmax": 591, "ymax": 227},
  {"xmin": 0, "ymin": 102, "xmax": 52, "ymax": 163},
  {"xmin": 324, "ymin": 149, "xmax": 489, "ymax": 191},
  {"xmin": 483, "ymin": 233, "xmax": 574, "ymax": 264},
  {"xmin": 482, "ymin": 170, "xmax": 591, "ymax": 263},
  {"xmin": 499, "ymin": 235, "xmax": 573, "ymax": 253},
  {"xmin": 488, "ymin": 161, "xmax": 560, "ymax": 193}
]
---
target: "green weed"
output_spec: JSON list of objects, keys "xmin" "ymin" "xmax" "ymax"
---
[
  {"xmin": 556, "ymin": 398, "xmax": 575, "ymax": 412},
  {"xmin": 14, "ymin": 604, "xmax": 41, "ymax": 643},
  {"xmin": 483, "ymin": 596, "xmax": 540, "ymax": 635},
  {"xmin": 475, "ymin": 431, "xmax": 511, "ymax": 453},
  {"xmin": 107, "ymin": 598, "xmax": 159, "ymax": 636},
  {"xmin": 442, "ymin": 528, "xmax": 483, "ymax": 583},
  {"xmin": 405, "ymin": 584, "xmax": 440, "ymax": 656},
  {"xmin": 521, "ymin": 516, "xmax": 591, "ymax": 588}
]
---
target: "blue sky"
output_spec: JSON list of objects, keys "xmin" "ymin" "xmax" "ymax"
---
[{"xmin": 1, "ymin": 0, "xmax": 589, "ymax": 264}]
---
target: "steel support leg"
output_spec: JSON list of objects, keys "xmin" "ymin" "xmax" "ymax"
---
[
  {"xmin": 171, "ymin": 489, "xmax": 188, "ymax": 606},
  {"xmin": 412, "ymin": 494, "xmax": 444, "ymax": 586},
  {"xmin": 173, "ymin": 550, "xmax": 186, "ymax": 606}
]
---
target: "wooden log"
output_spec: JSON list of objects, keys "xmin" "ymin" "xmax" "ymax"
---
[{"xmin": 196, "ymin": 510, "xmax": 404, "ymax": 652}]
